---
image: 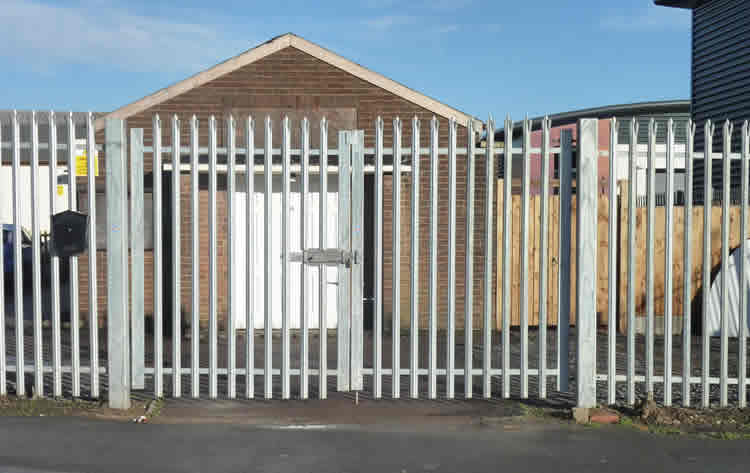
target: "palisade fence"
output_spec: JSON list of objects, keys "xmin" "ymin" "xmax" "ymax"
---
[
  {"xmin": 0, "ymin": 110, "xmax": 101, "ymax": 400},
  {"xmin": 599, "ymin": 117, "xmax": 750, "ymax": 409},
  {"xmin": 1, "ymin": 110, "xmax": 749, "ymax": 410}
]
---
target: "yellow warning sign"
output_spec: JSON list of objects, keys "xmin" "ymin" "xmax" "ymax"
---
[
  {"xmin": 57, "ymin": 185, "xmax": 65, "ymax": 196},
  {"xmin": 75, "ymin": 150, "xmax": 99, "ymax": 177}
]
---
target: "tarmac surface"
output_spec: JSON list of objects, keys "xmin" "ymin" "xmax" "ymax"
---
[{"xmin": 1, "ymin": 413, "xmax": 750, "ymax": 473}]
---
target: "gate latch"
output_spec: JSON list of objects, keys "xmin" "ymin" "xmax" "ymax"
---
[{"xmin": 290, "ymin": 248, "xmax": 358, "ymax": 267}]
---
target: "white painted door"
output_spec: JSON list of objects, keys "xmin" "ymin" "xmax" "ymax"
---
[{"xmin": 231, "ymin": 173, "xmax": 340, "ymax": 329}]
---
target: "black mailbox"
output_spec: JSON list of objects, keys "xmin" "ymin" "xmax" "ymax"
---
[{"xmin": 50, "ymin": 210, "xmax": 89, "ymax": 257}]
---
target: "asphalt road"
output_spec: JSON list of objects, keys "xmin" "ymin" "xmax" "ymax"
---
[{"xmin": 1, "ymin": 417, "xmax": 750, "ymax": 473}]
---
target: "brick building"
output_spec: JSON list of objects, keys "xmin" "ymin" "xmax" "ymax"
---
[{"xmin": 86, "ymin": 33, "xmax": 496, "ymax": 333}]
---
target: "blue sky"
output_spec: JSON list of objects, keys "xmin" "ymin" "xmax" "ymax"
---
[{"xmin": 1, "ymin": 0, "xmax": 692, "ymax": 119}]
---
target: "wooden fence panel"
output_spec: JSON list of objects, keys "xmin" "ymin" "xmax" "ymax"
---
[
  {"xmin": 617, "ymin": 198, "xmax": 741, "ymax": 332},
  {"xmin": 496, "ymin": 178, "xmax": 745, "ymax": 333}
]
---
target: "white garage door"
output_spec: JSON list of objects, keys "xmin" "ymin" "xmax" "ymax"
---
[{"xmin": 231, "ymin": 173, "xmax": 340, "ymax": 329}]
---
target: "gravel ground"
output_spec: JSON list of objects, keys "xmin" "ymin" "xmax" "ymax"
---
[{"xmin": 2, "ymin": 321, "xmax": 748, "ymax": 407}]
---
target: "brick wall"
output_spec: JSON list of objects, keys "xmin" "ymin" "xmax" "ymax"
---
[{"xmin": 88, "ymin": 45, "xmax": 497, "ymax": 331}]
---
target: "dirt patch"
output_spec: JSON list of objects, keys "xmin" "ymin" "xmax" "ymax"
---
[
  {"xmin": 615, "ymin": 399, "xmax": 750, "ymax": 439},
  {"xmin": 517, "ymin": 401, "xmax": 575, "ymax": 426},
  {"xmin": 0, "ymin": 395, "xmax": 160, "ymax": 423}
]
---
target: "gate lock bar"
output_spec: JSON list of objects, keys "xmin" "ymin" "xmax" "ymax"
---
[{"xmin": 290, "ymin": 248, "xmax": 358, "ymax": 267}]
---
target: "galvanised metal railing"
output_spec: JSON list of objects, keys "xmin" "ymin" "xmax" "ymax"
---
[
  {"xmin": 0, "ymin": 110, "xmax": 100, "ymax": 400},
  {"xmin": 2, "ymin": 111, "xmax": 750, "ymax": 410},
  {"xmin": 595, "ymin": 118, "xmax": 750, "ymax": 409}
]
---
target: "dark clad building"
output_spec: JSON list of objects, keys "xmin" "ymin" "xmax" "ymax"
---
[{"xmin": 657, "ymin": 0, "xmax": 750, "ymax": 199}]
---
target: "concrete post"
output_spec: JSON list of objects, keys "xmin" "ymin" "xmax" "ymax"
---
[
  {"xmin": 106, "ymin": 118, "xmax": 131, "ymax": 409},
  {"xmin": 576, "ymin": 119, "xmax": 598, "ymax": 408}
]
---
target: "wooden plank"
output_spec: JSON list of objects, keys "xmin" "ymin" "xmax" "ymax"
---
[
  {"xmin": 512, "ymin": 194, "xmax": 521, "ymax": 326},
  {"xmin": 598, "ymin": 194, "xmax": 610, "ymax": 325},
  {"xmin": 554, "ymin": 194, "xmax": 561, "ymax": 325},
  {"xmin": 673, "ymin": 202, "xmax": 685, "ymax": 322},
  {"xmin": 619, "ymin": 182, "xmax": 629, "ymax": 334},
  {"xmin": 496, "ymin": 179, "xmax": 504, "ymax": 330},
  {"xmin": 549, "ymin": 194, "xmax": 559, "ymax": 326},
  {"xmin": 534, "ymin": 195, "xmax": 542, "ymax": 327},
  {"xmin": 530, "ymin": 195, "xmax": 538, "ymax": 327}
]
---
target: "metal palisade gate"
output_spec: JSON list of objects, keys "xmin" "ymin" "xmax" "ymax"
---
[
  {"xmin": 116, "ymin": 113, "xmax": 572, "ymax": 402},
  {"xmin": 120, "ymin": 115, "xmax": 367, "ymax": 402},
  {"xmin": 2, "ymin": 111, "xmax": 750, "ymax": 409}
]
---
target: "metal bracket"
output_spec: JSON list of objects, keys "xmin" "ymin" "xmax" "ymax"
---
[{"xmin": 290, "ymin": 248, "xmax": 358, "ymax": 267}]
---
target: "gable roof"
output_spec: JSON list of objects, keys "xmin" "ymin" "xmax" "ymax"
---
[{"xmin": 95, "ymin": 33, "xmax": 481, "ymax": 131}]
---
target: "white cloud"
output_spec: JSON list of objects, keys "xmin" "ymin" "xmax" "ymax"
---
[
  {"xmin": 362, "ymin": 15, "xmax": 416, "ymax": 31},
  {"xmin": 363, "ymin": 0, "xmax": 472, "ymax": 10},
  {"xmin": 600, "ymin": 6, "xmax": 690, "ymax": 32},
  {"xmin": 362, "ymin": 0, "xmax": 398, "ymax": 7},
  {"xmin": 362, "ymin": 15, "xmax": 461, "ymax": 34},
  {"xmin": 0, "ymin": 0, "xmax": 253, "ymax": 72},
  {"xmin": 426, "ymin": 0, "xmax": 473, "ymax": 11},
  {"xmin": 435, "ymin": 25, "xmax": 459, "ymax": 34}
]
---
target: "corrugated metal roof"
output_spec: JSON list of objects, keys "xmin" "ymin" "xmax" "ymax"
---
[
  {"xmin": 616, "ymin": 114, "xmax": 692, "ymax": 144},
  {"xmin": 492, "ymin": 100, "xmax": 691, "ymax": 142}
]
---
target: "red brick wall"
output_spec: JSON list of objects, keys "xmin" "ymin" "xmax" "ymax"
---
[{"xmin": 86, "ymin": 46, "xmax": 497, "ymax": 331}]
